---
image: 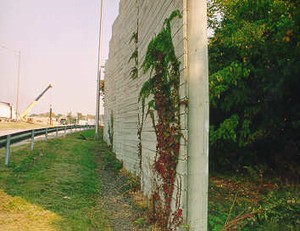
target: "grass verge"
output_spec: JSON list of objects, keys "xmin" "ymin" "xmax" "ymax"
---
[{"xmin": 0, "ymin": 129, "xmax": 109, "ymax": 230}]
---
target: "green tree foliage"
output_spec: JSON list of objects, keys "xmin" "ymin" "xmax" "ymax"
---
[{"xmin": 209, "ymin": 0, "xmax": 300, "ymax": 172}]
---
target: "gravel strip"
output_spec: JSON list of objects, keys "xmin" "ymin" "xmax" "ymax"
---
[{"xmin": 95, "ymin": 152, "xmax": 144, "ymax": 230}]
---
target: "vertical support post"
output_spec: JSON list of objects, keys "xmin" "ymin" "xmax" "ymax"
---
[
  {"xmin": 31, "ymin": 130, "xmax": 35, "ymax": 151},
  {"xmin": 5, "ymin": 135, "xmax": 11, "ymax": 166},
  {"xmin": 186, "ymin": 0, "xmax": 209, "ymax": 230},
  {"xmin": 45, "ymin": 128, "xmax": 48, "ymax": 141}
]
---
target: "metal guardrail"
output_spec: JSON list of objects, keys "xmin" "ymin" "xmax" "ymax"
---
[{"xmin": 0, "ymin": 125, "xmax": 95, "ymax": 166}]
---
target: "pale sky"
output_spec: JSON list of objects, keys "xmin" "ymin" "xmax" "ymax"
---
[{"xmin": 0, "ymin": 0, "xmax": 119, "ymax": 115}]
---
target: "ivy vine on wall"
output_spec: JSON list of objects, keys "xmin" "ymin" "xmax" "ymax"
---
[
  {"xmin": 129, "ymin": 3, "xmax": 143, "ymax": 174},
  {"xmin": 130, "ymin": 9, "xmax": 183, "ymax": 229},
  {"xmin": 108, "ymin": 111, "xmax": 114, "ymax": 148}
]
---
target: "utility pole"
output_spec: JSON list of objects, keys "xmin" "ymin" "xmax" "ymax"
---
[
  {"xmin": 186, "ymin": 0, "xmax": 209, "ymax": 230},
  {"xmin": 95, "ymin": 0, "xmax": 104, "ymax": 139}
]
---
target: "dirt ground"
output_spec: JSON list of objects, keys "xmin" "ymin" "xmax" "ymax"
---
[{"xmin": 0, "ymin": 121, "xmax": 49, "ymax": 136}]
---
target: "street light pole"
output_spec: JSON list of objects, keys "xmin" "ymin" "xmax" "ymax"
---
[
  {"xmin": 16, "ymin": 51, "xmax": 21, "ymax": 116},
  {"xmin": 0, "ymin": 45, "xmax": 21, "ymax": 117},
  {"xmin": 95, "ymin": 0, "xmax": 104, "ymax": 139}
]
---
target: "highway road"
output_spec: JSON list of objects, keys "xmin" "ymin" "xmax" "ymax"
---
[{"xmin": 0, "ymin": 129, "xmax": 29, "ymax": 137}]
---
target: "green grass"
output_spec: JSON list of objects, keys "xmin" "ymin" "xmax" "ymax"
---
[{"xmin": 0, "ymin": 129, "xmax": 109, "ymax": 230}]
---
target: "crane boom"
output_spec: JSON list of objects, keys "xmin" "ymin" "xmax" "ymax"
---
[{"xmin": 19, "ymin": 84, "xmax": 52, "ymax": 120}]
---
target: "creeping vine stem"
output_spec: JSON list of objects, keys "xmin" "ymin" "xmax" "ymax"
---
[
  {"xmin": 129, "ymin": 2, "xmax": 143, "ymax": 175},
  {"xmin": 140, "ymin": 10, "xmax": 183, "ymax": 229}
]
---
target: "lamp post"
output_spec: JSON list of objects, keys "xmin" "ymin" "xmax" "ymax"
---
[
  {"xmin": 0, "ymin": 45, "xmax": 21, "ymax": 116},
  {"xmin": 95, "ymin": 0, "xmax": 104, "ymax": 139},
  {"xmin": 16, "ymin": 50, "xmax": 21, "ymax": 116}
]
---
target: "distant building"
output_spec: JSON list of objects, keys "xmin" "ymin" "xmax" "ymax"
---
[
  {"xmin": 0, "ymin": 101, "xmax": 16, "ymax": 120},
  {"xmin": 78, "ymin": 119, "xmax": 96, "ymax": 126},
  {"xmin": 88, "ymin": 118, "xmax": 96, "ymax": 126},
  {"xmin": 78, "ymin": 119, "xmax": 88, "ymax": 125}
]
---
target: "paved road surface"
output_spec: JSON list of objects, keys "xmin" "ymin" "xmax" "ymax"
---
[{"xmin": 0, "ymin": 129, "xmax": 28, "ymax": 137}]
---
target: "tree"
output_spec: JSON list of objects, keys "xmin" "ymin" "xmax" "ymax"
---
[
  {"xmin": 77, "ymin": 112, "xmax": 85, "ymax": 121},
  {"xmin": 67, "ymin": 112, "xmax": 76, "ymax": 124},
  {"xmin": 209, "ymin": 0, "xmax": 300, "ymax": 172}
]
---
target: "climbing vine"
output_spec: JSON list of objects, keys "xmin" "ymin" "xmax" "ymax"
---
[
  {"xmin": 129, "ymin": 2, "xmax": 143, "ymax": 174},
  {"xmin": 139, "ymin": 10, "xmax": 183, "ymax": 229},
  {"xmin": 129, "ymin": 31, "xmax": 139, "ymax": 80},
  {"xmin": 108, "ymin": 111, "xmax": 114, "ymax": 148}
]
